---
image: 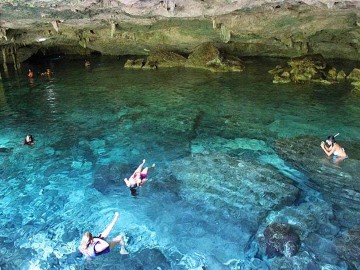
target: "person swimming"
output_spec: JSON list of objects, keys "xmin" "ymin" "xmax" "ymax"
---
[
  {"xmin": 23, "ymin": 134, "xmax": 34, "ymax": 145},
  {"xmin": 320, "ymin": 134, "xmax": 347, "ymax": 158},
  {"xmin": 124, "ymin": 159, "xmax": 155, "ymax": 196},
  {"xmin": 79, "ymin": 212, "xmax": 128, "ymax": 259}
]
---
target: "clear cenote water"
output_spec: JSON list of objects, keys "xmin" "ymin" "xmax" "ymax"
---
[{"xmin": 0, "ymin": 56, "xmax": 360, "ymax": 270}]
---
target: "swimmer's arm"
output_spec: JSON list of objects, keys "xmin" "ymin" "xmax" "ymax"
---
[
  {"xmin": 79, "ymin": 245, "xmax": 91, "ymax": 257},
  {"xmin": 321, "ymin": 142, "xmax": 336, "ymax": 156}
]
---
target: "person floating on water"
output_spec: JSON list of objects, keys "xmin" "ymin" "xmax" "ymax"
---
[
  {"xmin": 124, "ymin": 159, "xmax": 155, "ymax": 196},
  {"xmin": 79, "ymin": 212, "xmax": 128, "ymax": 259},
  {"xmin": 23, "ymin": 134, "xmax": 34, "ymax": 146},
  {"xmin": 320, "ymin": 133, "xmax": 347, "ymax": 162},
  {"xmin": 85, "ymin": 60, "xmax": 91, "ymax": 67}
]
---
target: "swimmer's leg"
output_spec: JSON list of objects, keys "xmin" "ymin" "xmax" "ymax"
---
[
  {"xmin": 133, "ymin": 159, "xmax": 146, "ymax": 174},
  {"xmin": 110, "ymin": 234, "xmax": 129, "ymax": 255},
  {"xmin": 99, "ymin": 212, "xmax": 119, "ymax": 239}
]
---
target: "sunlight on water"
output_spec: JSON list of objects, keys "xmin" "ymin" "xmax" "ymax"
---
[{"xmin": 0, "ymin": 56, "xmax": 360, "ymax": 269}]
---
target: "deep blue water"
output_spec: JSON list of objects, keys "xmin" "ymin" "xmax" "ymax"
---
[{"xmin": 0, "ymin": 56, "xmax": 360, "ymax": 269}]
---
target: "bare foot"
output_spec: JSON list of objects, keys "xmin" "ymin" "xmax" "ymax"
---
[{"xmin": 120, "ymin": 247, "xmax": 129, "ymax": 255}]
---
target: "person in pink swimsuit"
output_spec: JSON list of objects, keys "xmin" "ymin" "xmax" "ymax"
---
[{"xmin": 124, "ymin": 159, "xmax": 155, "ymax": 195}]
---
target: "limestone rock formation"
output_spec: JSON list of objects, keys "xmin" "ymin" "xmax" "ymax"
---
[
  {"xmin": 269, "ymin": 54, "xmax": 346, "ymax": 84},
  {"xmin": 1, "ymin": 0, "xmax": 360, "ymax": 66},
  {"xmin": 274, "ymin": 135, "xmax": 360, "ymax": 228},
  {"xmin": 124, "ymin": 43, "xmax": 245, "ymax": 71}
]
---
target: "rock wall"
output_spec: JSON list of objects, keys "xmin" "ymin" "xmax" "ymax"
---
[{"xmin": 0, "ymin": 1, "xmax": 360, "ymax": 63}]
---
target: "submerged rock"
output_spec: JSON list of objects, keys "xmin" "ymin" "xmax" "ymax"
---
[
  {"xmin": 263, "ymin": 223, "xmax": 300, "ymax": 258},
  {"xmin": 274, "ymin": 135, "xmax": 360, "ymax": 228},
  {"xmin": 170, "ymin": 153, "xmax": 299, "ymax": 228},
  {"xmin": 335, "ymin": 227, "xmax": 360, "ymax": 270}
]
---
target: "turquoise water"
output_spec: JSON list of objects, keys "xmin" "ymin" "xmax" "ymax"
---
[{"xmin": 0, "ymin": 56, "xmax": 360, "ymax": 269}]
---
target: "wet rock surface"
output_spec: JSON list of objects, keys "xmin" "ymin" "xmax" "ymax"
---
[
  {"xmin": 1, "ymin": 1, "xmax": 360, "ymax": 63},
  {"xmin": 335, "ymin": 227, "xmax": 360, "ymax": 270},
  {"xmin": 274, "ymin": 136, "xmax": 360, "ymax": 228},
  {"xmin": 269, "ymin": 54, "xmax": 346, "ymax": 84},
  {"xmin": 170, "ymin": 153, "xmax": 299, "ymax": 228},
  {"xmin": 124, "ymin": 43, "xmax": 245, "ymax": 72}
]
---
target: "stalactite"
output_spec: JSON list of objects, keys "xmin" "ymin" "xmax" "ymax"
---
[
  {"xmin": 110, "ymin": 22, "xmax": 116, "ymax": 38},
  {"xmin": 162, "ymin": 0, "xmax": 176, "ymax": 13},
  {"xmin": 220, "ymin": 24, "xmax": 231, "ymax": 43},
  {"xmin": 0, "ymin": 28, "xmax": 7, "ymax": 41},
  {"xmin": 212, "ymin": 17, "xmax": 217, "ymax": 29},
  {"xmin": 51, "ymin": 20, "xmax": 59, "ymax": 33},
  {"xmin": 13, "ymin": 46, "xmax": 20, "ymax": 69},
  {"xmin": 10, "ymin": 46, "xmax": 18, "ymax": 71},
  {"xmin": 1, "ymin": 47, "xmax": 8, "ymax": 73}
]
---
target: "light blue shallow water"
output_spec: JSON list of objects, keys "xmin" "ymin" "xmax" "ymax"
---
[{"xmin": 0, "ymin": 56, "xmax": 360, "ymax": 269}]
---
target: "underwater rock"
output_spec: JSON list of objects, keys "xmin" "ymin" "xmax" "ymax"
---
[
  {"xmin": 274, "ymin": 136, "xmax": 360, "ymax": 228},
  {"xmin": 170, "ymin": 153, "xmax": 299, "ymax": 228},
  {"xmin": 269, "ymin": 251, "xmax": 324, "ymax": 270},
  {"xmin": 132, "ymin": 248, "xmax": 172, "ymax": 269},
  {"xmin": 269, "ymin": 54, "xmax": 338, "ymax": 84},
  {"xmin": 241, "ymin": 258, "xmax": 269, "ymax": 270},
  {"xmin": 263, "ymin": 223, "xmax": 300, "ymax": 258},
  {"xmin": 0, "ymin": 147, "xmax": 12, "ymax": 154},
  {"xmin": 335, "ymin": 227, "xmax": 360, "ymax": 270}
]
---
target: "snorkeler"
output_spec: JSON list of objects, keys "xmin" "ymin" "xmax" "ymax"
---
[
  {"xmin": 124, "ymin": 159, "xmax": 155, "ymax": 195},
  {"xmin": 23, "ymin": 134, "xmax": 34, "ymax": 146},
  {"xmin": 320, "ymin": 134, "xmax": 347, "ymax": 159},
  {"xmin": 79, "ymin": 212, "xmax": 128, "ymax": 259}
]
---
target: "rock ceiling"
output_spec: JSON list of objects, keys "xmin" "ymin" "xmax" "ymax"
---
[{"xmin": 1, "ymin": 0, "xmax": 360, "ymax": 61}]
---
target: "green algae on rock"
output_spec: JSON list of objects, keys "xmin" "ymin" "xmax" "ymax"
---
[{"xmin": 269, "ymin": 54, "xmax": 347, "ymax": 84}]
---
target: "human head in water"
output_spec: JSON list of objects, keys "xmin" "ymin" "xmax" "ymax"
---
[{"xmin": 326, "ymin": 135, "xmax": 336, "ymax": 146}]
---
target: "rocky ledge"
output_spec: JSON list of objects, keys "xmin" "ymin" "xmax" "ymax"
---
[{"xmin": 1, "ymin": 0, "xmax": 360, "ymax": 67}]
